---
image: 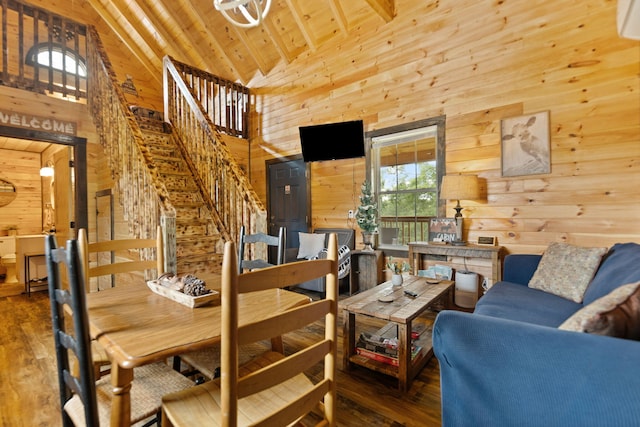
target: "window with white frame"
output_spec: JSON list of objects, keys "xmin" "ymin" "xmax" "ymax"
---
[{"xmin": 369, "ymin": 117, "xmax": 445, "ymax": 247}]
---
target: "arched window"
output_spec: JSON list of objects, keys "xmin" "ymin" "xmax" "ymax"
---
[{"xmin": 26, "ymin": 43, "xmax": 87, "ymax": 77}]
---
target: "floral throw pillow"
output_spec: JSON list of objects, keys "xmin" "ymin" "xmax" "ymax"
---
[
  {"xmin": 528, "ymin": 242, "xmax": 607, "ymax": 303},
  {"xmin": 559, "ymin": 281, "xmax": 640, "ymax": 340}
]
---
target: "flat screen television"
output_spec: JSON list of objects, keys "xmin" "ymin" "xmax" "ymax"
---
[{"xmin": 299, "ymin": 120, "xmax": 365, "ymax": 162}]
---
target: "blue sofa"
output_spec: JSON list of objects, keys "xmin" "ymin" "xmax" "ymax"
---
[{"xmin": 433, "ymin": 242, "xmax": 640, "ymax": 427}]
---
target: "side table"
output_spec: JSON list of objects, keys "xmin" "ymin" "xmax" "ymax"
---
[
  {"xmin": 349, "ymin": 249, "xmax": 383, "ymax": 294},
  {"xmin": 24, "ymin": 252, "xmax": 47, "ymax": 297}
]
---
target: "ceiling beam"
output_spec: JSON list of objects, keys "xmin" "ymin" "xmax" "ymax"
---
[
  {"xmin": 170, "ymin": 0, "xmax": 248, "ymax": 83},
  {"xmin": 328, "ymin": 0, "xmax": 349, "ymax": 35},
  {"xmin": 86, "ymin": 0, "xmax": 162, "ymax": 84},
  {"xmin": 284, "ymin": 0, "xmax": 316, "ymax": 52},
  {"xmin": 262, "ymin": 18, "xmax": 297, "ymax": 64},
  {"xmin": 109, "ymin": 0, "xmax": 165, "ymax": 60},
  {"xmin": 231, "ymin": 27, "xmax": 272, "ymax": 77},
  {"xmin": 137, "ymin": 0, "xmax": 209, "ymax": 71},
  {"xmin": 364, "ymin": 0, "xmax": 396, "ymax": 22}
]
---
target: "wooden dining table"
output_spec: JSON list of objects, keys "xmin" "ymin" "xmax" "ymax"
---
[{"xmin": 85, "ymin": 279, "xmax": 311, "ymax": 427}]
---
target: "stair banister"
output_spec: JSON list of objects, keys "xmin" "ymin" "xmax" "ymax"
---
[
  {"xmin": 163, "ymin": 55, "xmax": 267, "ymax": 248},
  {"xmin": 86, "ymin": 27, "xmax": 178, "ymax": 274}
]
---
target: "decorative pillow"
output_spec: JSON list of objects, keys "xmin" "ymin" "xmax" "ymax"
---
[
  {"xmin": 528, "ymin": 242, "xmax": 607, "ymax": 303},
  {"xmin": 297, "ymin": 232, "xmax": 326, "ymax": 260},
  {"xmin": 559, "ymin": 281, "xmax": 640, "ymax": 340}
]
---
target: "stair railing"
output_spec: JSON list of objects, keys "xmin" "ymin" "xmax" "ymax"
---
[
  {"xmin": 86, "ymin": 27, "xmax": 178, "ymax": 274},
  {"xmin": 163, "ymin": 55, "xmax": 267, "ymax": 246}
]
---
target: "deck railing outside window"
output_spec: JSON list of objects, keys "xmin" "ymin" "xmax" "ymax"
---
[{"xmin": 379, "ymin": 216, "xmax": 433, "ymax": 246}]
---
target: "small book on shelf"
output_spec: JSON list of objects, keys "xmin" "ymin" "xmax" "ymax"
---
[{"xmin": 356, "ymin": 345, "xmax": 423, "ymax": 367}]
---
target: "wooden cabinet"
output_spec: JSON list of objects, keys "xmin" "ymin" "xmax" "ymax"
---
[{"xmin": 349, "ymin": 250, "xmax": 384, "ymax": 294}]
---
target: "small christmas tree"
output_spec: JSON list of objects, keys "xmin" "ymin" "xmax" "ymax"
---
[{"xmin": 356, "ymin": 181, "xmax": 378, "ymax": 233}]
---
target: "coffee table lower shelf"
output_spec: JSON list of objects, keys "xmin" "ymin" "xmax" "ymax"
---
[{"xmin": 348, "ymin": 340, "xmax": 434, "ymax": 379}]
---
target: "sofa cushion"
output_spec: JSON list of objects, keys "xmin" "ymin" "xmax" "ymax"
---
[
  {"xmin": 528, "ymin": 242, "xmax": 607, "ymax": 303},
  {"xmin": 583, "ymin": 243, "xmax": 640, "ymax": 305},
  {"xmin": 297, "ymin": 232, "xmax": 325, "ymax": 259},
  {"xmin": 474, "ymin": 282, "xmax": 582, "ymax": 327},
  {"xmin": 559, "ymin": 281, "xmax": 640, "ymax": 340}
]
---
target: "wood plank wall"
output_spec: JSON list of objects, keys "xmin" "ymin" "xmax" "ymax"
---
[
  {"xmin": 0, "ymin": 85, "xmax": 101, "ymax": 238},
  {"xmin": 2, "ymin": 0, "xmax": 638, "ymax": 260},
  {"xmin": 247, "ymin": 0, "xmax": 640, "ymax": 255},
  {"xmin": 0, "ymin": 149, "xmax": 42, "ymax": 234}
]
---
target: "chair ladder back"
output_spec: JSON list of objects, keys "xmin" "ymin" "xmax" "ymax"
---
[
  {"xmin": 79, "ymin": 226, "xmax": 164, "ymax": 290},
  {"xmin": 221, "ymin": 233, "xmax": 338, "ymax": 427},
  {"xmin": 238, "ymin": 225, "xmax": 286, "ymax": 273},
  {"xmin": 45, "ymin": 235, "xmax": 99, "ymax": 427}
]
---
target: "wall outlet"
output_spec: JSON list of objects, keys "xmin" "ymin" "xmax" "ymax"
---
[{"xmin": 348, "ymin": 210, "xmax": 355, "ymax": 219}]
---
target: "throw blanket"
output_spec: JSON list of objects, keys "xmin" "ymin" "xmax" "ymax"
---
[{"xmin": 316, "ymin": 245, "xmax": 351, "ymax": 279}]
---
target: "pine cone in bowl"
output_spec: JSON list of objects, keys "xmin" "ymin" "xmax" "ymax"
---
[{"xmin": 182, "ymin": 274, "xmax": 211, "ymax": 296}]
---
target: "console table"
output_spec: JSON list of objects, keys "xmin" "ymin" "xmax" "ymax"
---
[{"xmin": 408, "ymin": 242, "xmax": 503, "ymax": 291}]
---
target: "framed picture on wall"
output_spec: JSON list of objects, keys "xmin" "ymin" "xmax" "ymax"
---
[
  {"xmin": 428, "ymin": 218, "xmax": 457, "ymax": 243},
  {"xmin": 501, "ymin": 111, "xmax": 551, "ymax": 177}
]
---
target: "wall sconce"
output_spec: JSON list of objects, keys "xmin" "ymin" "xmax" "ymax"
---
[
  {"xmin": 40, "ymin": 161, "xmax": 54, "ymax": 177},
  {"xmin": 440, "ymin": 174, "xmax": 481, "ymax": 246}
]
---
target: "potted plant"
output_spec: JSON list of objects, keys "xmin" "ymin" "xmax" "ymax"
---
[
  {"xmin": 387, "ymin": 257, "xmax": 411, "ymax": 286},
  {"xmin": 355, "ymin": 180, "xmax": 378, "ymax": 251}
]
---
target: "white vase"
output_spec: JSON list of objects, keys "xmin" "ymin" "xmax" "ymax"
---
[{"xmin": 391, "ymin": 274, "xmax": 403, "ymax": 287}]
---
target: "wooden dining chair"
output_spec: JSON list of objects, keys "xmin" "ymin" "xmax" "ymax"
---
[
  {"xmin": 45, "ymin": 234, "xmax": 194, "ymax": 427},
  {"xmin": 176, "ymin": 225, "xmax": 287, "ymax": 381},
  {"xmin": 78, "ymin": 226, "xmax": 165, "ymax": 379},
  {"xmin": 162, "ymin": 234, "xmax": 339, "ymax": 426},
  {"xmin": 237, "ymin": 225, "xmax": 286, "ymax": 273},
  {"xmin": 78, "ymin": 225, "xmax": 164, "ymax": 292}
]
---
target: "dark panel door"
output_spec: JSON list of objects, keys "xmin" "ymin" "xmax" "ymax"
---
[{"xmin": 267, "ymin": 157, "xmax": 308, "ymax": 262}]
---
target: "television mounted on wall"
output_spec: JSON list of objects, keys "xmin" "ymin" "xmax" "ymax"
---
[{"xmin": 299, "ymin": 120, "xmax": 365, "ymax": 162}]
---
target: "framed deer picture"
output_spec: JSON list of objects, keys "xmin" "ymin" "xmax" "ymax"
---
[{"xmin": 501, "ymin": 111, "xmax": 551, "ymax": 177}]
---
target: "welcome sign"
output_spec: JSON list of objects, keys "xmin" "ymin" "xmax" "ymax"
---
[{"xmin": 0, "ymin": 109, "xmax": 77, "ymax": 136}]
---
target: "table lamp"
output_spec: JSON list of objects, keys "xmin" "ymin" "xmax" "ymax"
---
[{"xmin": 440, "ymin": 174, "xmax": 480, "ymax": 246}]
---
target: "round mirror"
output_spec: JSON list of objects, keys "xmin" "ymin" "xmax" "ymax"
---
[{"xmin": 0, "ymin": 179, "xmax": 17, "ymax": 207}]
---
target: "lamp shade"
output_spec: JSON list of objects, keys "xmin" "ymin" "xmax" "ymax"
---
[
  {"xmin": 440, "ymin": 175, "xmax": 480, "ymax": 201},
  {"xmin": 618, "ymin": 0, "xmax": 640, "ymax": 40}
]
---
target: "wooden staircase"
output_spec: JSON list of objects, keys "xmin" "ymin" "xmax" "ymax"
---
[
  {"xmin": 142, "ymin": 129, "xmax": 224, "ymax": 276},
  {"xmin": 86, "ymin": 28, "xmax": 266, "ymax": 276}
]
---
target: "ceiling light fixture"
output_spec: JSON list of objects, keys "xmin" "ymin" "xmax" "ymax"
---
[{"xmin": 213, "ymin": 0, "xmax": 272, "ymax": 28}]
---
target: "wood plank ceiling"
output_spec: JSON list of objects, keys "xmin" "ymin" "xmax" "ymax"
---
[{"xmin": 86, "ymin": 0, "xmax": 396, "ymax": 85}]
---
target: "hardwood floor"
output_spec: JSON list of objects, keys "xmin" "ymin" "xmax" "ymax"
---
[{"xmin": 0, "ymin": 287, "xmax": 443, "ymax": 426}]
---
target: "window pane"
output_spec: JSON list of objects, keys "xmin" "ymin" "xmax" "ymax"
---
[
  {"xmin": 36, "ymin": 49, "xmax": 87, "ymax": 77},
  {"xmin": 397, "ymin": 162, "xmax": 417, "ymax": 189},
  {"xmin": 379, "ymin": 193, "xmax": 397, "ymax": 217},
  {"xmin": 417, "ymin": 191, "xmax": 437, "ymax": 217},
  {"xmin": 419, "ymin": 160, "xmax": 437, "ymax": 188}
]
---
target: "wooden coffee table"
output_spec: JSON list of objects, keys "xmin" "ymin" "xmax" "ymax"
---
[{"xmin": 341, "ymin": 275, "xmax": 453, "ymax": 392}]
